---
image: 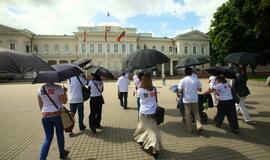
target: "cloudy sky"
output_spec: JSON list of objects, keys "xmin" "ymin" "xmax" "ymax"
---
[{"xmin": 0, "ymin": 0, "xmax": 227, "ymax": 37}]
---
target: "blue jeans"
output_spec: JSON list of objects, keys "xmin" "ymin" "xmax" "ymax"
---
[
  {"xmin": 40, "ymin": 115, "xmax": 65, "ymax": 160},
  {"xmin": 70, "ymin": 102, "xmax": 85, "ymax": 130}
]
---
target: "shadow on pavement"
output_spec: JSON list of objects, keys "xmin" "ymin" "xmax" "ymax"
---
[
  {"xmin": 250, "ymin": 111, "xmax": 270, "ymax": 118},
  {"xmin": 159, "ymin": 146, "xmax": 249, "ymax": 160},
  {"xmin": 165, "ymin": 109, "xmax": 180, "ymax": 117},
  {"xmin": 245, "ymin": 101, "xmax": 259, "ymax": 105}
]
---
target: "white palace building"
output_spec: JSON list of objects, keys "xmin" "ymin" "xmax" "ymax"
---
[{"xmin": 0, "ymin": 24, "xmax": 210, "ymax": 76}]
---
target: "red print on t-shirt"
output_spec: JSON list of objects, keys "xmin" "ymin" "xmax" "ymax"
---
[
  {"xmin": 48, "ymin": 88, "xmax": 54, "ymax": 95},
  {"xmin": 150, "ymin": 92, "xmax": 156, "ymax": 97}
]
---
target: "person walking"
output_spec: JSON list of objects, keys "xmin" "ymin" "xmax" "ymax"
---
[
  {"xmin": 203, "ymin": 75, "xmax": 240, "ymax": 133},
  {"xmin": 209, "ymin": 75, "xmax": 218, "ymax": 107},
  {"xmin": 88, "ymin": 74, "xmax": 104, "ymax": 134},
  {"xmin": 68, "ymin": 75, "xmax": 88, "ymax": 135},
  {"xmin": 117, "ymin": 72, "xmax": 129, "ymax": 109},
  {"xmin": 178, "ymin": 67, "xmax": 203, "ymax": 133},
  {"xmin": 134, "ymin": 73, "xmax": 161, "ymax": 158},
  {"xmin": 133, "ymin": 72, "xmax": 144, "ymax": 111},
  {"xmin": 233, "ymin": 67, "xmax": 254, "ymax": 124},
  {"xmin": 37, "ymin": 83, "xmax": 69, "ymax": 160}
]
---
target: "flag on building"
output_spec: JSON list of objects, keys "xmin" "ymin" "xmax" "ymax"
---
[
  {"xmin": 116, "ymin": 31, "xmax": 126, "ymax": 42},
  {"xmin": 83, "ymin": 30, "xmax": 86, "ymax": 42},
  {"xmin": 105, "ymin": 26, "xmax": 111, "ymax": 42}
]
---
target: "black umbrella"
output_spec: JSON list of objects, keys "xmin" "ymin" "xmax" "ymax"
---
[
  {"xmin": 87, "ymin": 66, "xmax": 114, "ymax": 79},
  {"xmin": 175, "ymin": 56, "xmax": 209, "ymax": 68},
  {"xmin": 224, "ymin": 52, "xmax": 261, "ymax": 65},
  {"xmin": 0, "ymin": 51, "xmax": 53, "ymax": 73},
  {"xmin": 124, "ymin": 49, "xmax": 170, "ymax": 70},
  {"xmin": 33, "ymin": 63, "xmax": 83, "ymax": 83},
  {"xmin": 73, "ymin": 58, "xmax": 91, "ymax": 67},
  {"xmin": 205, "ymin": 66, "xmax": 236, "ymax": 79}
]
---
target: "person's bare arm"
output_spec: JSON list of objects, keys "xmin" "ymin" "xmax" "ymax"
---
[
  {"xmin": 59, "ymin": 87, "xmax": 68, "ymax": 104},
  {"xmin": 202, "ymin": 88, "xmax": 215, "ymax": 95},
  {"xmin": 38, "ymin": 96, "xmax": 43, "ymax": 110}
]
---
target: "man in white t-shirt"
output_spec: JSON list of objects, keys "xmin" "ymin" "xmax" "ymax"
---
[
  {"xmin": 117, "ymin": 72, "xmax": 129, "ymax": 109},
  {"xmin": 209, "ymin": 75, "xmax": 218, "ymax": 106},
  {"xmin": 68, "ymin": 75, "xmax": 88, "ymax": 132},
  {"xmin": 178, "ymin": 67, "xmax": 203, "ymax": 133}
]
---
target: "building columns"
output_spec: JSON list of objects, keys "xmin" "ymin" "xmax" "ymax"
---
[
  {"xmin": 170, "ymin": 60, "xmax": 173, "ymax": 76},
  {"xmin": 161, "ymin": 63, "xmax": 165, "ymax": 76}
]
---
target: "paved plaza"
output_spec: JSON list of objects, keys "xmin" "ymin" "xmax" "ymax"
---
[{"xmin": 0, "ymin": 79, "xmax": 270, "ymax": 160}]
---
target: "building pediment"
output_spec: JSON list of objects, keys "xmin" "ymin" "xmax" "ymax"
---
[{"xmin": 175, "ymin": 30, "xmax": 208, "ymax": 40}]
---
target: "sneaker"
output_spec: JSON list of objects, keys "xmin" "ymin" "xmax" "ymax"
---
[{"xmin": 60, "ymin": 149, "xmax": 69, "ymax": 159}]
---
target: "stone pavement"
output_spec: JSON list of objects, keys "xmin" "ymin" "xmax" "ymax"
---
[{"xmin": 0, "ymin": 79, "xmax": 269, "ymax": 160}]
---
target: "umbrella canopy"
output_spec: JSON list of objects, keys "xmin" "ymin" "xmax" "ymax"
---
[
  {"xmin": 169, "ymin": 84, "xmax": 179, "ymax": 93},
  {"xmin": 87, "ymin": 66, "xmax": 114, "ymax": 79},
  {"xmin": 205, "ymin": 66, "xmax": 236, "ymax": 79},
  {"xmin": 0, "ymin": 51, "xmax": 53, "ymax": 73},
  {"xmin": 175, "ymin": 56, "xmax": 209, "ymax": 68},
  {"xmin": 224, "ymin": 52, "xmax": 261, "ymax": 65},
  {"xmin": 73, "ymin": 58, "xmax": 91, "ymax": 67},
  {"xmin": 124, "ymin": 49, "xmax": 170, "ymax": 70},
  {"xmin": 33, "ymin": 63, "xmax": 83, "ymax": 83}
]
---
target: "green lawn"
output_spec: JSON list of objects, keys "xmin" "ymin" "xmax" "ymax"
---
[{"xmin": 248, "ymin": 76, "xmax": 267, "ymax": 81}]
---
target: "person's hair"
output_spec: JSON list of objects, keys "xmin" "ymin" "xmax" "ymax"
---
[
  {"xmin": 185, "ymin": 67, "xmax": 193, "ymax": 75},
  {"xmin": 140, "ymin": 73, "xmax": 153, "ymax": 91},
  {"xmin": 216, "ymin": 75, "xmax": 227, "ymax": 84},
  {"xmin": 92, "ymin": 74, "xmax": 101, "ymax": 81},
  {"xmin": 138, "ymin": 72, "xmax": 144, "ymax": 81}
]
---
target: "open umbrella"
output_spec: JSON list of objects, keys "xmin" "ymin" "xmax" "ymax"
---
[
  {"xmin": 73, "ymin": 58, "xmax": 91, "ymax": 68},
  {"xmin": 33, "ymin": 63, "xmax": 83, "ymax": 83},
  {"xmin": 205, "ymin": 66, "xmax": 236, "ymax": 79},
  {"xmin": 87, "ymin": 66, "xmax": 114, "ymax": 79},
  {"xmin": 169, "ymin": 84, "xmax": 179, "ymax": 93},
  {"xmin": 224, "ymin": 52, "xmax": 261, "ymax": 65},
  {"xmin": 124, "ymin": 49, "xmax": 170, "ymax": 70},
  {"xmin": 0, "ymin": 51, "xmax": 53, "ymax": 73},
  {"xmin": 175, "ymin": 56, "xmax": 209, "ymax": 68}
]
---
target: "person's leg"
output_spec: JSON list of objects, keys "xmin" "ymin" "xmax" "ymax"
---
[
  {"xmin": 40, "ymin": 117, "xmax": 54, "ymax": 160},
  {"xmin": 191, "ymin": 103, "xmax": 203, "ymax": 131},
  {"xmin": 184, "ymin": 104, "xmax": 193, "ymax": 132},
  {"xmin": 238, "ymin": 96, "xmax": 252, "ymax": 122},
  {"xmin": 77, "ymin": 102, "xmax": 86, "ymax": 130},
  {"xmin": 119, "ymin": 92, "xmax": 124, "ymax": 107},
  {"xmin": 226, "ymin": 100, "xmax": 239, "ymax": 131},
  {"xmin": 216, "ymin": 101, "xmax": 226, "ymax": 127},
  {"xmin": 137, "ymin": 97, "xmax": 140, "ymax": 111},
  {"xmin": 89, "ymin": 99, "xmax": 97, "ymax": 133},
  {"xmin": 96, "ymin": 97, "xmax": 103, "ymax": 128},
  {"xmin": 123, "ymin": 92, "xmax": 128, "ymax": 107},
  {"xmin": 69, "ymin": 103, "xmax": 77, "ymax": 132},
  {"xmin": 53, "ymin": 116, "xmax": 65, "ymax": 155}
]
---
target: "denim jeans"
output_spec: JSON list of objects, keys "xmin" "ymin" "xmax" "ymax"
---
[
  {"xmin": 70, "ymin": 102, "xmax": 85, "ymax": 129},
  {"xmin": 40, "ymin": 115, "xmax": 65, "ymax": 160}
]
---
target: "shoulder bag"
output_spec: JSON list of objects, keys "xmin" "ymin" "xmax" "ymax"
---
[
  {"xmin": 42, "ymin": 86, "xmax": 75, "ymax": 133},
  {"xmin": 76, "ymin": 76, "xmax": 90, "ymax": 101},
  {"xmin": 154, "ymin": 87, "xmax": 165, "ymax": 125},
  {"xmin": 92, "ymin": 80, "xmax": 105, "ymax": 104}
]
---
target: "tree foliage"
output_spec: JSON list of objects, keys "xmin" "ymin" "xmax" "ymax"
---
[{"xmin": 209, "ymin": 0, "xmax": 270, "ymax": 64}]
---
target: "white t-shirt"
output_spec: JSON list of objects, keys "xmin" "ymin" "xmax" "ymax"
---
[
  {"xmin": 88, "ymin": 80, "xmax": 103, "ymax": 97},
  {"xmin": 68, "ymin": 76, "xmax": 88, "ymax": 103},
  {"xmin": 117, "ymin": 76, "xmax": 129, "ymax": 92},
  {"xmin": 135, "ymin": 80, "xmax": 142, "ymax": 97},
  {"xmin": 213, "ymin": 82, "xmax": 233, "ymax": 101},
  {"xmin": 209, "ymin": 76, "xmax": 216, "ymax": 89},
  {"xmin": 37, "ymin": 83, "xmax": 64, "ymax": 113},
  {"xmin": 133, "ymin": 75, "xmax": 138, "ymax": 83},
  {"xmin": 137, "ymin": 88, "xmax": 157, "ymax": 115},
  {"xmin": 178, "ymin": 75, "xmax": 202, "ymax": 103}
]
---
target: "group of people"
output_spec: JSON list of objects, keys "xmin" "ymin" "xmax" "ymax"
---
[{"xmin": 37, "ymin": 66, "xmax": 254, "ymax": 159}]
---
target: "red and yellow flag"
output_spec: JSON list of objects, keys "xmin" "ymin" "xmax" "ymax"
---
[{"xmin": 116, "ymin": 31, "xmax": 126, "ymax": 42}]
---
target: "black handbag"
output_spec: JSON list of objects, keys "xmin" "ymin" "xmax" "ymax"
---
[
  {"xmin": 154, "ymin": 87, "xmax": 165, "ymax": 125},
  {"xmin": 93, "ymin": 80, "xmax": 105, "ymax": 104},
  {"xmin": 76, "ymin": 77, "xmax": 90, "ymax": 101}
]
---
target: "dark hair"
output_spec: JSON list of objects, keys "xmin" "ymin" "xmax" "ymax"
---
[
  {"xmin": 121, "ymin": 72, "xmax": 126, "ymax": 76},
  {"xmin": 185, "ymin": 67, "xmax": 193, "ymax": 75},
  {"xmin": 92, "ymin": 73, "xmax": 101, "ymax": 81},
  {"xmin": 216, "ymin": 75, "xmax": 227, "ymax": 84},
  {"xmin": 140, "ymin": 73, "xmax": 153, "ymax": 91},
  {"xmin": 138, "ymin": 72, "xmax": 144, "ymax": 81}
]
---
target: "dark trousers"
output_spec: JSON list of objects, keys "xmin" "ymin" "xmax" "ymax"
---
[
  {"xmin": 89, "ymin": 96, "xmax": 103, "ymax": 129},
  {"xmin": 70, "ymin": 102, "xmax": 85, "ymax": 130},
  {"xmin": 216, "ymin": 99, "xmax": 239, "ymax": 130},
  {"xmin": 119, "ymin": 92, "xmax": 128, "ymax": 107}
]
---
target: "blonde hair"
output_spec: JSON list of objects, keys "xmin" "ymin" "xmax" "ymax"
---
[{"xmin": 140, "ymin": 74, "xmax": 153, "ymax": 91}]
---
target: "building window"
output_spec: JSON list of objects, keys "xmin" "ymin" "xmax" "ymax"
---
[
  {"xmin": 64, "ymin": 44, "xmax": 69, "ymax": 54},
  {"xmin": 44, "ymin": 44, "xmax": 49, "ymax": 54},
  {"xmin": 193, "ymin": 46, "xmax": 197, "ymax": 54},
  {"xmin": 98, "ymin": 44, "xmax": 102, "ymax": 53},
  {"xmin": 107, "ymin": 44, "xmax": 110, "ymax": 53},
  {"xmin": 175, "ymin": 47, "xmax": 178, "ymax": 53},
  {"xmin": 129, "ymin": 44, "xmax": 134, "ymax": 53},
  {"xmin": 114, "ymin": 44, "xmax": 118, "ymax": 53},
  {"xmin": 122, "ymin": 44, "xmax": 126, "ymax": 53},
  {"xmin": 152, "ymin": 46, "xmax": 156, "ymax": 50},
  {"xmin": 161, "ymin": 46, "xmax": 165, "ymax": 52},
  {"xmin": 90, "ymin": 44, "xmax": 94, "ymax": 53},
  {"xmin": 82, "ymin": 44, "xmax": 86, "ymax": 53},
  {"xmin": 201, "ymin": 46, "xmax": 205, "ymax": 54},
  {"xmin": 55, "ymin": 44, "xmax": 59, "ymax": 54},
  {"xmin": 10, "ymin": 43, "xmax": 15, "ymax": 50},
  {"xmin": 184, "ymin": 46, "xmax": 188, "ymax": 54},
  {"xmin": 144, "ymin": 44, "xmax": 147, "ymax": 49},
  {"xmin": 169, "ymin": 46, "xmax": 172, "ymax": 52},
  {"xmin": 33, "ymin": 44, "xmax": 38, "ymax": 53},
  {"xmin": 25, "ymin": 45, "xmax": 30, "ymax": 53}
]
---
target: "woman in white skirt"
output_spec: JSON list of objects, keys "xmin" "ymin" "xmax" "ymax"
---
[{"xmin": 134, "ymin": 74, "xmax": 161, "ymax": 158}]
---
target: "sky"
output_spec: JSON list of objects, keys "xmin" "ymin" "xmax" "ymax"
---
[{"xmin": 0, "ymin": 0, "xmax": 227, "ymax": 37}]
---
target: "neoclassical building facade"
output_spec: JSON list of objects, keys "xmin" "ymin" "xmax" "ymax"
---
[{"xmin": 0, "ymin": 24, "xmax": 210, "ymax": 76}]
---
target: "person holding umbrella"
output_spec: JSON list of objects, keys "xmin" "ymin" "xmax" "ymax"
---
[
  {"xmin": 202, "ymin": 75, "xmax": 239, "ymax": 133},
  {"xmin": 117, "ymin": 72, "xmax": 129, "ymax": 109},
  {"xmin": 88, "ymin": 74, "xmax": 104, "ymax": 134},
  {"xmin": 37, "ymin": 83, "xmax": 69, "ymax": 159}
]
